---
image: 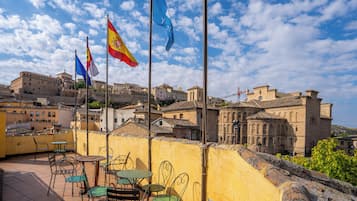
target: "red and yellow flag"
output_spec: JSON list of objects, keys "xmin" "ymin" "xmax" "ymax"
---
[
  {"xmin": 86, "ymin": 46, "xmax": 99, "ymax": 77},
  {"xmin": 107, "ymin": 19, "xmax": 138, "ymax": 67}
]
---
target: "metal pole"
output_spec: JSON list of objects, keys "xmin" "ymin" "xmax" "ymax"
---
[
  {"xmin": 74, "ymin": 50, "xmax": 78, "ymax": 153},
  {"xmin": 105, "ymin": 14, "xmax": 110, "ymax": 169},
  {"xmin": 148, "ymin": 0, "xmax": 153, "ymax": 173},
  {"xmin": 201, "ymin": 0, "xmax": 208, "ymax": 200},
  {"xmin": 85, "ymin": 38, "xmax": 89, "ymax": 156}
]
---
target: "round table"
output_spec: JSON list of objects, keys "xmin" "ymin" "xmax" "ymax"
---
[
  {"xmin": 51, "ymin": 141, "xmax": 67, "ymax": 154},
  {"xmin": 76, "ymin": 155, "xmax": 106, "ymax": 187},
  {"xmin": 116, "ymin": 169, "xmax": 152, "ymax": 186}
]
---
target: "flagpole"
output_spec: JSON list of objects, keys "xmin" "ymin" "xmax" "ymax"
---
[
  {"xmin": 86, "ymin": 37, "xmax": 89, "ymax": 156},
  {"xmin": 148, "ymin": 0, "xmax": 153, "ymax": 173},
  {"xmin": 74, "ymin": 50, "xmax": 78, "ymax": 153},
  {"xmin": 201, "ymin": 0, "xmax": 208, "ymax": 200},
  {"xmin": 105, "ymin": 14, "xmax": 110, "ymax": 170}
]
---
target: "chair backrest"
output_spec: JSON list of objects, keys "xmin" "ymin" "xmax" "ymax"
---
[
  {"xmin": 33, "ymin": 137, "xmax": 38, "ymax": 145},
  {"xmin": 48, "ymin": 154, "xmax": 57, "ymax": 173},
  {"xmin": 111, "ymin": 152, "xmax": 131, "ymax": 170},
  {"xmin": 106, "ymin": 188, "xmax": 140, "ymax": 201},
  {"xmin": 167, "ymin": 172, "xmax": 189, "ymax": 201},
  {"xmin": 157, "ymin": 160, "xmax": 173, "ymax": 188}
]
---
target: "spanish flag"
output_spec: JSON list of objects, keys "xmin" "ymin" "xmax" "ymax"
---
[
  {"xmin": 107, "ymin": 19, "xmax": 138, "ymax": 67},
  {"xmin": 86, "ymin": 46, "xmax": 99, "ymax": 77}
]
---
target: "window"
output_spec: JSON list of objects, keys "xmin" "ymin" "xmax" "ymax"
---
[
  {"xmin": 173, "ymin": 115, "xmax": 176, "ymax": 119},
  {"xmin": 263, "ymin": 124, "xmax": 267, "ymax": 135},
  {"xmin": 121, "ymin": 118, "xmax": 125, "ymax": 123},
  {"xmin": 179, "ymin": 113, "xmax": 183, "ymax": 119},
  {"xmin": 36, "ymin": 111, "xmax": 40, "ymax": 117},
  {"xmin": 114, "ymin": 118, "xmax": 118, "ymax": 123},
  {"xmin": 159, "ymin": 120, "xmax": 162, "ymax": 126},
  {"xmin": 48, "ymin": 112, "xmax": 51, "ymax": 117},
  {"xmin": 52, "ymin": 112, "xmax": 56, "ymax": 117}
]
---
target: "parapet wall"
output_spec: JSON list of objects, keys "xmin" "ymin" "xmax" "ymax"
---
[{"xmin": 74, "ymin": 130, "xmax": 356, "ymax": 201}]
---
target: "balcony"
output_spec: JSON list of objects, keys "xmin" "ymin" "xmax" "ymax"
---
[{"xmin": 0, "ymin": 130, "xmax": 356, "ymax": 201}]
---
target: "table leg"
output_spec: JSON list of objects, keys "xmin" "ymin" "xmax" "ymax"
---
[{"xmin": 94, "ymin": 161, "xmax": 99, "ymax": 186}]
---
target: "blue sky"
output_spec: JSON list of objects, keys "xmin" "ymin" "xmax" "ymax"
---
[{"xmin": 0, "ymin": 0, "xmax": 357, "ymax": 128}]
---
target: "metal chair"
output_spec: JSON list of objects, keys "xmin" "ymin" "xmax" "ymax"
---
[
  {"xmin": 33, "ymin": 137, "xmax": 49, "ymax": 160},
  {"xmin": 152, "ymin": 172, "xmax": 189, "ymax": 201},
  {"xmin": 47, "ymin": 154, "xmax": 75, "ymax": 195},
  {"xmin": 104, "ymin": 152, "xmax": 131, "ymax": 186},
  {"xmin": 142, "ymin": 160, "xmax": 173, "ymax": 198},
  {"xmin": 62, "ymin": 156, "xmax": 82, "ymax": 197},
  {"xmin": 107, "ymin": 188, "xmax": 141, "ymax": 201}
]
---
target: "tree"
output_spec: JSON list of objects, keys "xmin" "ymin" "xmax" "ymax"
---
[
  {"xmin": 277, "ymin": 138, "xmax": 357, "ymax": 186},
  {"xmin": 88, "ymin": 101, "xmax": 102, "ymax": 109}
]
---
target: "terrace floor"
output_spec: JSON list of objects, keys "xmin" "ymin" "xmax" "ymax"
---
[{"xmin": 0, "ymin": 153, "xmax": 151, "ymax": 201}]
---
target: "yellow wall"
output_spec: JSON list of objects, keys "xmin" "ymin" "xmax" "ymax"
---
[
  {"xmin": 5, "ymin": 131, "xmax": 73, "ymax": 155},
  {"xmin": 0, "ymin": 112, "xmax": 6, "ymax": 158},
  {"xmin": 207, "ymin": 146, "xmax": 280, "ymax": 201},
  {"xmin": 74, "ymin": 132, "xmax": 285, "ymax": 201}
]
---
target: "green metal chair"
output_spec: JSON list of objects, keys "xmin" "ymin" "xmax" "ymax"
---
[
  {"xmin": 142, "ymin": 160, "xmax": 173, "ymax": 198},
  {"xmin": 47, "ymin": 154, "xmax": 75, "ymax": 195},
  {"xmin": 107, "ymin": 188, "xmax": 141, "ymax": 201},
  {"xmin": 152, "ymin": 172, "xmax": 189, "ymax": 201},
  {"xmin": 64, "ymin": 163, "xmax": 108, "ymax": 200}
]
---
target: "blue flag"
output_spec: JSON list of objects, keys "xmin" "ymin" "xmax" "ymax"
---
[
  {"xmin": 153, "ymin": 0, "xmax": 174, "ymax": 51},
  {"xmin": 75, "ymin": 55, "xmax": 91, "ymax": 86}
]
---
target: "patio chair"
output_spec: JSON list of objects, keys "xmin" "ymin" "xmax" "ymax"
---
[
  {"xmin": 64, "ymin": 161, "xmax": 108, "ymax": 200},
  {"xmin": 142, "ymin": 160, "xmax": 173, "ymax": 198},
  {"xmin": 104, "ymin": 152, "xmax": 131, "ymax": 185},
  {"xmin": 47, "ymin": 154, "xmax": 76, "ymax": 195},
  {"xmin": 107, "ymin": 188, "xmax": 141, "ymax": 201},
  {"xmin": 152, "ymin": 172, "xmax": 189, "ymax": 201},
  {"xmin": 33, "ymin": 137, "xmax": 49, "ymax": 160}
]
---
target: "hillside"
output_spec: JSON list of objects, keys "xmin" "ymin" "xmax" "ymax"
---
[{"xmin": 331, "ymin": 124, "xmax": 357, "ymax": 136}]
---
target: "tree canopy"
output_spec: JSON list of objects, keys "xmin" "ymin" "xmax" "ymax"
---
[{"xmin": 277, "ymin": 138, "xmax": 357, "ymax": 186}]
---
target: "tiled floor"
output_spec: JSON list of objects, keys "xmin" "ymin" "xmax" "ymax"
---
[{"xmin": 0, "ymin": 153, "xmax": 146, "ymax": 201}]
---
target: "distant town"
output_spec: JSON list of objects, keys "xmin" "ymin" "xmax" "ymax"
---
[{"xmin": 0, "ymin": 71, "xmax": 356, "ymax": 156}]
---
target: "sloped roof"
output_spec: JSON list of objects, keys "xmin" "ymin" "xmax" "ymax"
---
[
  {"xmin": 255, "ymin": 96, "xmax": 303, "ymax": 108},
  {"xmin": 247, "ymin": 111, "xmax": 284, "ymax": 120},
  {"xmin": 159, "ymin": 117, "xmax": 197, "ymax": 127},
  {"xmin": 161, "ymin": 101, "xmax": 218, "ymax": 112},
  {"xmin": 111, "ymin": 121, "xmax": 172, "ymax": 136}
]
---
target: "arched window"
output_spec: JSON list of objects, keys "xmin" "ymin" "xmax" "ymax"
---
[
  {"xmin": 232, "ymin": 112, "xmax": 235, "ymax": 121},
  {"xmin": 257, "ymin": 124, "xmax": 260, "ymax": 134}
]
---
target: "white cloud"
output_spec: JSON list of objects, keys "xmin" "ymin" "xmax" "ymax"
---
[
  {"xmin": 29, "ymin": 14, "xmax": 62, "ymax": 35},
  {"xmin": 28, "ymin": 0, "xmax": 46, "ymax": 9},
  {"xmin": 209, "ymin": 2, "xmax": 222, "ymax": 17},
  {"xmin": 83, "ymin": 3, "xmax": 105, "ymax": 19},
  {"xmin": 89, "ymin": 28, "xmax": 98, "ymax": 36},
  {"xmin": 120, "ymin": 1, "xmax": 135, "ymax": 11},
  {"xmin": 64, "ymin": 22, "xmax": 76, "ymax": 34},
  {"xmin": 345, "ymin": 21, "xmax": 357, "ymax": 30},
  {"xmin": 50, "ymin": 0, "xmax": 83, "ymax": 16}
]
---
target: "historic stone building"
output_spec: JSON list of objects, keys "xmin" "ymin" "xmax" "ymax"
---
[
  {"xmin": 10, "ymin": 71, "xmax": 60, "ymax": 96},
  {"xmin": 152, "ymin": 84, "xmax": 187, "ymax": 102},
  {"xmin": 218, "ymin": 85, "xmax": 332, "ymax": 156},
  {"xmin": 161, "ymin": 87, "xmax": 219, "ymax": 142}
]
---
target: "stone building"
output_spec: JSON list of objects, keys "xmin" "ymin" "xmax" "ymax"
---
[
  {"xmin": 10, "ymin": 71, "xmax": 60, "ymax": 96},
  {"xmin": 0, "ymin": 100, "xmax": 73, "ymax": 132},
  {"xmin": 218, "ymin": 85, "xmax": 332, "ymax": 156},
  {"xmin": 152, "ymin": 84, "xmax": 187, "ymax": 102}
]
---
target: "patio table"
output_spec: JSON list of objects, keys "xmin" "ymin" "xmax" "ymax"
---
[
  {"xmin": 116, "ymin": 169, "xmax": 152, "ymax": 187},
  {"xmin": 76, "ymin": 155, "xmax": 106, "ymax": 187},
  {"xmin": 51, "ymin": 141, "xmax": 67, "ymax": 154}
]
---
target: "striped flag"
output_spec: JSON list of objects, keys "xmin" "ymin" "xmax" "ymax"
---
[
  {"xmin": 86, "ymin": 46, "xmax": 99, "ymax": 77},
  {"xmin": 107, "ymin": 19, "xmax": 138, "ymax": 67}
]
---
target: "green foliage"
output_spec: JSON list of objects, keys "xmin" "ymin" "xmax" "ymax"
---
[
  {"xmin": 88, "ymin": 101, "xmax": 102, "ymax": 109},
  {"xmin": 75, "ymin": 80, "xmax": 85, "ymax": 89},
  {"xmin": 277, "ymin": 138, "xmax": 357, "ymax": 186}
]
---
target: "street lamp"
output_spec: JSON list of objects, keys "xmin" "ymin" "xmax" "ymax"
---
[{"xmin": 232, "ymin": 120, "xmax": 240, "ymax": 144}]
